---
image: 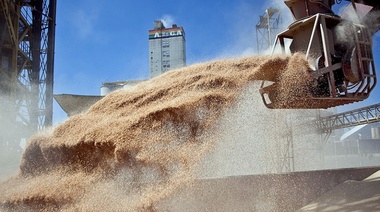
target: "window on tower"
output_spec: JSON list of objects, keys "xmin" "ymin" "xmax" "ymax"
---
[
  {"xmin": 162, "ymin": 40, "xmax": 170, "ymax": 48},
  {"xmin": 162, "ymin": 50, "xmax": 170, "ymax": 57},
  {"xmin": 163, "ymin": 60, "xmax": 170, "ymax": 68}
]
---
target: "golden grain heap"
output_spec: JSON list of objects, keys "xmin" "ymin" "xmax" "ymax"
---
[{"xmin": 0, "ymin": 53, "xmax": 311, "ymax": 211}]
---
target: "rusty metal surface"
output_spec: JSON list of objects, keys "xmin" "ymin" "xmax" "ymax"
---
[
  {"xmin": 260, "ymin": 12, "xmax": 376, "ymax": 110},
  {"xmin": 259, "ymin": 83, "xmax": 365, "ymax": 109}
]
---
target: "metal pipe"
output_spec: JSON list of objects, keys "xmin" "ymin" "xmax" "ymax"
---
[{"xmin": 306, "ymin": 14, "xmax": 321, "ymax": 60}]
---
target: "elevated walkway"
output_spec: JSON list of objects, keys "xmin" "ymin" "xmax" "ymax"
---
[{"xmin": 317, "ymin": 103, "xmax": 380, "ymax": 133}]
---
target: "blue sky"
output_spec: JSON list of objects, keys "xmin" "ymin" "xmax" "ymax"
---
[{"xmin": 53, "ymin": 0, "xmax": 380, "ymax": 124}]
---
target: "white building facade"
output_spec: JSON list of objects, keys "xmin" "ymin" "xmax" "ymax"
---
[{"xmin": 149, "ymin": 20, "xmax": 186, "ymax": 78}]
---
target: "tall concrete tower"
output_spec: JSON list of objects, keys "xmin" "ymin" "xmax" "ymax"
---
[{"xmin": 149, "ymin": 20, "xmax": 186, "ymax": 78}]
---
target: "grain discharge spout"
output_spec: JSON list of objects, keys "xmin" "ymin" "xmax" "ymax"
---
[{"xmin": 258, "ymin": 0, "xmax": 379, "ymax": 109}]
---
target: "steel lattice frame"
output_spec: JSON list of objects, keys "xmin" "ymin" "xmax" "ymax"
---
[
  {"xmin": 0, "ymin": 0, "xmax": 56, "ymax": 146},
  {"xmin": 317, "ymin": 103, "xmax": 380, "ymax": 133},
  {"xmin": 256, "ymin": 7, "xmax": 282, "ymax": 54}
]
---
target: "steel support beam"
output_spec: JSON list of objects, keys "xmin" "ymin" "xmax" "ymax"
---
[
  {"xmin": 317, "ymin": 103, "xmax": 380, "ymax": 133},
  {"xmin": 0, "ymin": 0, "xmax": 56, "ymax": 148}
]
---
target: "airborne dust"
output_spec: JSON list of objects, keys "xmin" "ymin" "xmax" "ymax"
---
[{"xmin": 0, "ymin": 53, "xmax": 312, "ymax": 211}]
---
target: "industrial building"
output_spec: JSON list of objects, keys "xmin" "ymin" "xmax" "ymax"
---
[
  {"xmin": 100, "ymin": 20, "xmax": 187, "ymax": 95},
  {"xmin": 149, "ymin": 20, "xmax": 186, "ymax": 78},
  {"xmin": 53, "ymin": 8, "xmax": 380, "ymax": 175},
  {"xmin": 55, "ymin": 20, "xmax": 187, "ymax": 115},
  {"xmin": 1, "ymin": 1, "xmax": 380, "ymax": 211}
]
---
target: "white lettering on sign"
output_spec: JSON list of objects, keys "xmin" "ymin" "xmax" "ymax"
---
[{"xmin": 153, "ymin": 30, "xmax": 182, "ymax": 38}]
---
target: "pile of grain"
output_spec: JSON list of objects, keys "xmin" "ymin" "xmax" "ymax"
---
[{"xmin": 0, "ymin": 53, "xmax": 311, "ymax": 211}]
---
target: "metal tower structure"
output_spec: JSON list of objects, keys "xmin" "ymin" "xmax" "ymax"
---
[
  {"xmin": 0, "ymin": 0, "xmax": 56, "ymax": 149},
  {"xmin": 256, "ymin": 7, "xmax": 282, "ymax": 54}
]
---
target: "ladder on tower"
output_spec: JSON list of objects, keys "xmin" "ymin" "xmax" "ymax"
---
[{"xmin": 353, "ymin": 24, "xmax": 376, "ymax": 96}]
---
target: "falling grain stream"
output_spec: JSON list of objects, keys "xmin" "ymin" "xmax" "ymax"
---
[{"xmin": 0, "ymin": 53, "xmax": 311, "ymax": 211}]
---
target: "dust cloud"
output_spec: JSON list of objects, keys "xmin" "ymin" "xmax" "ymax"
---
[
  {"xmin": 0, "ymin": 53, "xmax": 312, "ymax": 211},
  {"xmin": 0, "ymin": 96, "xmax": 23, "ymax": 181}
]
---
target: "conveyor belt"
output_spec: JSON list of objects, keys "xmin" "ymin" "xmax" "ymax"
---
[{"xmin": 317, "ymin": 103, "xmax": 380, "ymax": 132}]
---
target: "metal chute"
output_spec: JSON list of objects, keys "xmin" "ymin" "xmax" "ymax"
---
[{"xmin": 259, "ymin": 0, "xmax": 377, "ymax": 109}]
